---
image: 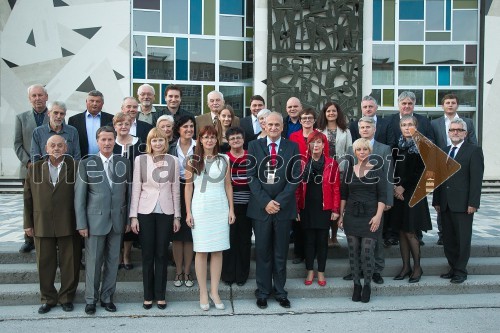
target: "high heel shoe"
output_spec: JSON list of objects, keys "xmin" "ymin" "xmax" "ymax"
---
[
  {"xmin": 361, "ymin": 284, "xmax": 371, "ymax": 303},
  {"xmin": 143, "ymin": 301, "xmax": 153, "ymax": 310},
  {"xmin": 317, "ymin": 279, "xmax": 327, "ymax": 287},
  {"xmin": 393, "ymin": 269, "xmax": 412, "ymax": 280},
  {"xmin": 157, "ymin": 301, "xmax": 167, "ymax": 310},
  {"xmin": 209, "ymin": 293, "xmax": 225, "ymax": 310},
  {"xmin": 352, "ymin": 284, "xmax": 362, "ymax": 302},
  {"xmin": 304, "ymin": 279, "xmax": 313, "ymax": 286},
  {"xmin": 199, "ymin": 302, "xmax": 209, "ymax": 311},
  {"xmin": 409, "ymin": 269, "xmax": 423, "ymax": 283}
]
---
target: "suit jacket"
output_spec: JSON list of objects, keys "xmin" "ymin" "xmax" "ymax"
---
[
  {"xmin": 240, "ymin": 115, "xmax": 259, "ymax": 149},
  {"xmin": 23, "ymin": 157, "xmax": 77, "ymax": 237},
  {"xmin": 346, "ymin": 140, "xmax": 394, "ymax": 206},
  {"xmin": 432, "ymin": 142, "xmax": 484, "ymax": 212},
  {"xmin": 154, "ymin": 107, "xmax": 193, "ymax": 125},
  {"xmin": 14, "ymin": 109, "xmax": 49, "ymax": 178},
  {"xmin": 350, "ymin": 116, "xmax": 396, "ymax": 147},
  {"xmin": 389, "ymin": 113, "xmax": 435, "ymax": 148},
  {"xmin": 129, "ymin": 154, "xmax": 181, "ymax": 218},
  {"xmin": 431, "ymin": 116, "xmax": 477, "ymax": 150},
  {"xmin": 68, "ymin": 111, "xmax": 114, "ymax": 158},
  {"xmin": 135, "ymin": 119, "xmax": 154, "ymax": 143},
  {"xmin": 247, "ymin": 137, "xmax": 301, "ymax": 221},
  {"xmin": 75, "ymin": 155, "xmax": 131, "ymax": 236}
]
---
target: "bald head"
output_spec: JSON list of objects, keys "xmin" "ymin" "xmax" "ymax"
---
[
  {"xmin": 286, "ymin": 97, "xmax": 302, "ymax": 121},
  {"xmin": 46, "ymin": 135, "xmax": 67, "ymax": 160}
]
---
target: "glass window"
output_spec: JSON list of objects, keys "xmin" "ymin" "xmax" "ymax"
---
[
  {"xmin": 134, "ymin": 0, "xmax": 160, "ymax": 10},
  {"xmin": 454, "ymin": 0, "xmax": 478, "ymax": 9},
  {"xmin": 190, "ymin": 0, "xmax": 202, "ymax": 34},
  {"xmin": 162, "ymin": 0, "xmax": 188, "ymax": 34},
  {"xmin": 190, "ymin": 39, "xmax": 215, "ymax": 81},
  {"xmin": 382, "ymin": 89, "xmax": 394, "ymax": 107},
  {"xmin": 148, "ymin": 36, "xmax": 174, "ymax": 47},
  {"xmin": 399, "ymin": 45, "xmax": 423, "ymax": 64},
  {"xmin": 426, "ymin": 32, "xmax": 450, "ymax": 41},
  {"xmin": 202, "ymin": 85, "xmax": 216, "ymax": 114},
  {"xmin": 220, "ymin": 16, "xmax": 243, "ymax": 37},
  {"xmin": 133, "ymin": 35, "xmax": 145, "ymax": 56},
  {"xmin": 371, "ymin": 89, "xmax": 382, "ymax": 107},
  {"xmin": 246, "ymin": 0, "xmax": 254, "ymax": 27},
  {"xmin": 384, "ymin": 0, "xmax": 395, "ymax": 41},
  {"xmin": 373, "ymin": 0, "xmax": 382, "ymax": 41},
  {"xmin": 246, "ymin": 41, "xmax": 253, "ymax": 62},
  {"xmin": 220, "ymin": 62, "xmax": 253, "ymax": 83},
  {"xmin": 399, "ymin": 21, "xmax": 424, "ymax": 41},
  {"xmin": 398, "ymin": 66, "xmax": 436, "ymax": 85},
  {"xmin": 204, "ymin": 0, "xmax": 216, "ymax": 35},
  {"xmin": 147, "ymin": 47, "xmax": 174, "ymax": 80},
  {"xmin": 425, "ymin": 45, "xmax": 464, "ymax": 64},
  {"xmin": 221, "ymin": 0, "xmax": 244, "ymax": 15},
  {"xmin": 438, "ymin": 89, "xmax": 476, "ymax": 107},
  {"xmin": 176, "ymin": 38, "xmax": 188, "ymax": 80},
  {"xmin": 465, "ymin": 45, "xmax": 477, "ymax": 64},
  {"xmin": 399, "ymin": 0, "xmax": 424, "ymax": 20},
  {"xmin": 133, "ymin": 10, "xmax": 160, "ymax": 32},
  {"xmin": 133, "ymin": 58, "xmax": 146, "ymax": 79},
  {"xmin": 372, "ymin": 44, "xmax": 394, "ymax": 85},
  {"xmin": 424, "ymin": 89, "xmax": 437, "ymax": 107},
  {"xmin": 452, "ymin": 10, "xmax": 478, "ymax": 41},
  {"xmin": 452, "ymin": 66, "xmax": 477, "ymax": 86},
  {"xmin": 220, "ymin": 40, "xmax": 244, "ymax": 61},
  {"xmin": 425, "ymin": 0, "xmax": 444, "ymax": 30},
  {"xmin": 438, "ymin": 66, "xmax": 450, "ymax": 86},
  {"xmin": 174, "ymin": 85, "xmax": 201, "ymax": 115},
  {"xmin": 398, "ymin": 89, "xmax": 423, "ymax": 106},
  {"xmin": 220, "ymin": 86, "xmax": 244, "ymax": 117}
]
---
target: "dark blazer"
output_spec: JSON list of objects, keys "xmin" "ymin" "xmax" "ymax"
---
[
  {"xmin": 240, "ymin": 115, "xmax": 259, "ymax": 149},
  {"xmin": 350, "ymin": 116, "xmax": 396, "ymax": 147},
  {"xmin": 68, "ymin": 111, "xmax": 114, "ymax": 158},
  {"xmin": 247, "ymin": 138, "xmax": 301, "ymax": 221},
  {"xmin": 432, "ymin": 143, "xmax": 484, "ymax": 212},
  {"xmin": 135, "ymin": 119, "xmax": 154, "ymax": 143},
  {"xmin": 389, "ymin": 113, "xmax": 435, "ymax": 147},
  {"xmin": 24, "ymin": 157, "xmax": 77, "ymax": 237},
  {"xmin": 154, "ymin": 107, "xmax": 193, "ymax": 125},
  {"xmin": 431, "ymin": 116, "xmax": 477, "ymax": 151}
]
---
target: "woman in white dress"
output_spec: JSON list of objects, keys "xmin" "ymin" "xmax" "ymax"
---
[{"xmin": 185, "ymin": 125, "xmax": 235, "ymax": 311}]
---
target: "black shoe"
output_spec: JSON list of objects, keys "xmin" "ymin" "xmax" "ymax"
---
[
  {"xmin": 440, "ymin": 271, "xmax": 454, "ymax": 279},
  {"xmin": 236, "ymin": 281, "xmax": 246, "ymax": 286},
  {"xmin": 372, "ymin": 273, "xmax": 384, "ymax": 284},
  {"xmin": 224, "ymin": 281, "xmax": 233, "ymax": 286},
  {"xmin": 383, "ymin": 239, "xmax": 392, "ymax": 248},
  {"xmin": 352, "ymin": 284, "xmax": 362, "ymax": 302},
  {"xmin": 409, "ymin": 269, "xmax": 423, "ymax": 283},
  {"xmin": 143, "ymin": 302, "xmax": 153, "ymax": 310},
  {"xmin": 256, "ymin": 298, "xmax": 268, "ymax": 309},
  {"xmin": 276, "ymin": 297, "xmax": 291, "ymax": 308},
  {"xmin": 19, "ymin": 242, "xmax": 35, "ymax": 253},
  {"xmin": 157, "ymin": 302, "xmax": 167, "ymax": 310},
  {"xmin": 101, "ymin": 301, "xmax": 117, "ymax": 312},
  {"xmin": 436, "ymin": 237, "xmax": 443, "ymax": 245},
  {"xmin": 118, "ymin": 263, "xmax": 125, "ymax": 270},
  {"xmin": 419, "ymin": 239, "xmax": 425, "ymax": 246},
  {"xmin": 123, "ymin": 263, "xmax": 133, "ymax": 270},
  {"xmin": 389, "ymin": 238, "xmax": 399, "ymax": 246},
  {"xmin": 450, "ymin": 275, "xmax": 467, "ymax": 284},
  {"xmin": 292, "ymin": 257, "xmax": 304, "ymax": 264},
  {"xmin": 343, "ymin": 273, "xmax": 353, "ymax": 281},
  {"xmin": 61, "ymin": 302, "xmax": 74, "ymax": 312},
  {"xmin": 361, "ymin": 284, "xmax": 371, "ymax": 303},
  {"xmin": 38, "ymin": 303, "xmax": 54, "ymax": 314},
  {"xmin": 394, "ymin": 269, "xmax": 412, "ymax": 280},
  {"xmin": 85, "ymin": 304, "xmax": 96, "ymax": 315}
]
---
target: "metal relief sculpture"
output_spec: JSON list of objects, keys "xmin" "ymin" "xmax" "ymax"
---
[{"xmin": 267, "ymin": 0, "xmax": 363, "ymax": 116}]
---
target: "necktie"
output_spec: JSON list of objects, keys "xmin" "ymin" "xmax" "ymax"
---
[
  {"xmin": 449, "ymin": 146, "xmax": 457, "ymax": 159},
  {"xmin": 213, "ymin": 115, "xmax": 219, "ymax": 126},
  {"xmin": 254, "ymin": 118, "xmax": 261, "ymax": 134},
  {"xmin": 104, "ymin": 159, "xmax": 113, "ymax": 186},
  {"xmin": 270, "ymin": 142, "xmax": 277, "ymax": 167}
]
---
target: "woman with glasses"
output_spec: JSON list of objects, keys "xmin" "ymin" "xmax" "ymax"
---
[
  {"xmin": 391, "ymin": 115, "xmax": 432, "ymax": 283},
  {"xmin": 185, "ymin": 125, "xmax": 235, "ymax": 311}
]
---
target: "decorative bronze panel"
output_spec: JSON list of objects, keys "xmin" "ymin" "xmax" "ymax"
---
[{"xmin": 267, "ymin": 0, "xmax": 363, "ymax": 117}]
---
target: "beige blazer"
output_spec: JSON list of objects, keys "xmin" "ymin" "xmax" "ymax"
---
[{"xmin": 129, "ymin": 154, "xmax": 181, "ymax": 218}]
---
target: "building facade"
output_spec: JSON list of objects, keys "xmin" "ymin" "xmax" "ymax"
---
[{"xmin": 1, "ymin": 0, "xmax": 498, "ymax": 178}]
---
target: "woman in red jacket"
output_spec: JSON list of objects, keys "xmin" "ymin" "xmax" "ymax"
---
[{"xmin": 296, "ymin": 131, "xmax": 341, "ymax": 286}]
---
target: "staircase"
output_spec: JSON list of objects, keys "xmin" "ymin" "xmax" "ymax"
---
[{"xmin": 1, "ymin": 243, "xmax": 499, "ymax": 305}]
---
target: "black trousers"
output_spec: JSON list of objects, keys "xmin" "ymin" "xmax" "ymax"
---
[
  {"xmin": 304, "ymin": 229, "xmax": 328, "ymax": 272},
  {"xmin": 441, "ymin": 207, "xmax": 473, "ymax": 277},
  {"xmin": 253, "ymin": 216, "xmax": 291, "ymax": 299},
  {"xmin": 293, "ymin": 220, "xmax": 305, "ymax": 259},
  {"xmin": 222, "ymin": 205, "xmax": 252, "ymax": 283},
  {"xmin": 138, "ymin": 213, "xmax": 173, "ymax": 301}
]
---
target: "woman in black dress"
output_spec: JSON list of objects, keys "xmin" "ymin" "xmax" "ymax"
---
[
  {"xmin": 391, "ymin": 115, "xmax": 432, "ymax": 283},
  {"xmin": 338, "ymin": 138, "xmax": 387, "ymax": 303}
]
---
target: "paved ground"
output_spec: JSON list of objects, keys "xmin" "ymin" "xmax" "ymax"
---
[{"xmin": 2, "ymin": 193, "xmax": 499, "ymax": 250}]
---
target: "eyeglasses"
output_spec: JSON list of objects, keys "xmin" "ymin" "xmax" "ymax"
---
[
  {"xmin": 448, "ymin": 128, "xmax": 466, "ymax": 133},
  {"xmin": 201, "ymin": 136, "xmax": 217, "ymax": 141},
  {"xmin": 300, "ymin": 116, "xmax": 315, "ymax": 121},
  {"xmin": 228, "ymin": 136, "xmax": 243, "ymax": 141}
]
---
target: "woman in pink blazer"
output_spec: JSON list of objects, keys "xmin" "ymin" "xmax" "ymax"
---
[{"xmin": 130, "ymin": 128, "xmax": 181, "ymax": 310}]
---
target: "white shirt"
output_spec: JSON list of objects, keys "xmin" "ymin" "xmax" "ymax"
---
[
  {"xmin": 47, "ymin": 159, "xmax": 64, "ymax": 186},
  {"xmin": 99, "ymin": 153, "xmax": 113, "ymax": 186},
  {"xmin": 449, "ymin": 140, "xmax": 464, "ymax": 157},
  {"xmin": 252, "ymin": 114, "xmax": 261, "ymax": 134},
  {"xmin": 130, "ymin": 119, "xmax": 138, "ymax": 137}
]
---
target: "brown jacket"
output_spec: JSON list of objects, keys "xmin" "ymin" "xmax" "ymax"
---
[{"xmin": 24, "ymin": 157, "xmax": 77, "ymax": 237}]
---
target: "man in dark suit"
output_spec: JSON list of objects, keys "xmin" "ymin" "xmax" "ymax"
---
[
  {"xmin": 349, "ymin": 96, "xmax": 395, "ymax": 147},
  {"xmin": 240, "ymin": 95, "xmax": 265, "ymax": 148},
  {"xmin": 120, "ymin": 96, "xmax": 153, "ymax": 143},
  {"xmin": 75, "ymin": 126, "xmax": 131, "ymax": 315},
  {"xmin": 24, "ymin": 135, "xmax": 81, "ymax": 314},
  {"xmin": 343, "ymin": 117, "xmax": 393, "ymax": 284},
  {"xmin": 431, "ymin": 93, "xmax": 478, "ymax": 245},
  {"xmin": 14, "ymin": 84, "xmax": 49, "ymax": 253},
  {"xmin": 432, "ymin": 118, "xmax": 483, "ymax": 284},
  {"xmin": 247, "ymin": 112, "xmax": 301, "ymax": 309},
  {"xmin": 68, "ymin": 90, "xmax": 114, "ymax": 158}
]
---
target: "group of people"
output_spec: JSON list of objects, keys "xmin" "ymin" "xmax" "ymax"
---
[{"xmin": 17, "ymin": 83, "xmax": 484, "ymax": 314}]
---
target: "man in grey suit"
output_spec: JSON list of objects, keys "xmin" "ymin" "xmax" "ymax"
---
[
  {"xmin": 14, "ymin": 84, "xmax": 49, "ymax": 253},
  {"xmin": 247, "ymin": 112, "xmax": 301, "ymax": 309},
  {"xmin": 75, "ymin": 126, "xmax": 131, "ymax": 315},
  {"xmin": 431, "ymin": 93, "xmax": 478, "ymax": 245},
  {"xmin": 344, "ymin": 117, "xmax": 393, "ymax": 284}
]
